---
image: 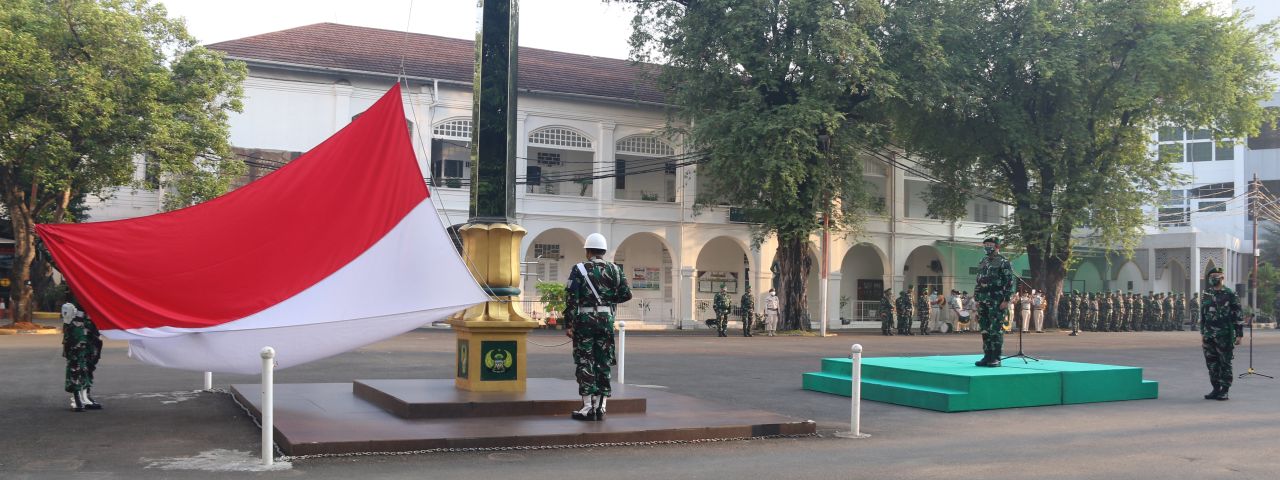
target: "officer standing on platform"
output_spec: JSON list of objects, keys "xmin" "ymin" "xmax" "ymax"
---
[
  {"xmin": 974, "ymin": 238, "xmax": 1014, "ymax": 367},
  {"xmin": 897, "ymin": 288, "xmax": 915, "ymax": 336},
  {"xmin": 1200, "ymin": 267, "xmax": 1243, "ymax": 400},
  {"xmin": 880, "ymin": 288, "xmax": 896, "ymax": 336},
  {"xmin": 564, "ymin": 233, "xmax": 632, "ymax": 421},
  {"xmin": 713, "ymin": 285, "xmax": 732, "ymax": 337}
]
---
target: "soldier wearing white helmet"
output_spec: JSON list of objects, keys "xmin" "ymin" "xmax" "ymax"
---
[{"xmin": 564, "ymin": 233, "xmax": 632, "ymax": 420}]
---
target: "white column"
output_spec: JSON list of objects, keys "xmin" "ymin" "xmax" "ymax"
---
[
  {"xmin": 1190, "ymin": 246, "xmax": 1201, "ymax": 293},
  {"xmin": 1146, "ymin": 248, "xmax": 1157, "ymax": 293},
  {"xmin": 598, "ymin": 122, "xmax": 617, "ymax": 201},
  {"xmin": 332, "ymin": 83, "xmax": 353, "ymax": 133},
  {"xmin": 679, "ymin": 266, "xmax": 696, "ymax": 329},
  {"xmin": 827, "ymin": 272, "xmax": 844, "ymax": 330}
]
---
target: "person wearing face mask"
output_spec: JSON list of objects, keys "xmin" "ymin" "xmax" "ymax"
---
[
  {"xmin": 763, "ymin": 288, "xmax": 780, "ymax": 337},
  {"xmin": 1200, "ymin": 267, "xmax": 1244, "ymax": 400},
  {"xmin": 973, "ymin": 238, "xmax": 1014, "ymax": 366}
]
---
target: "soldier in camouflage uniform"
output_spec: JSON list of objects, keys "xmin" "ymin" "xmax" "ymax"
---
[
  {"xmin": 1068, "ymin": 291, "xmax": 1081, "ymax": 335},
  {"xmin": 1200, "ymin": 267, "xmax": 1244, "ymax": 400},
  {"xmin": 1150, "ymin": 293, "xmax": 1163, "ymax": 331},
  {"xmin": 740, "ymin": 287, "xmax": 755, "ymax": 337},
  {"xmin": 1056, "ymin": 291, "xmax": 1071, "ymax": 334},
  {"xmin": 1116, "ymin": 291, "xmax": 1126, "ymax": 332},
  {"xmin": 896, "ymin": 288, "xmax": 914, "ymax": 335},
  {"xmin": 1098, "ymin": 292, "xmax": 1112, "ymax": 332},
  {"xmin": 62, "ymin": 302, "xmax": 102, "ymax": 412},
  {"xmin": 565, "ymin": 233, "xmax": 633, "ymax": 420},
  {"xmin": 916, "ymin": 289, "xmax": 931, "ymax": 335},
  {"xmin": 974, "ymin": 238, "xmax": 1014, "ymax": 367},
  {"xmin": 1182, "ymin": 293, "xmax": 1192, "ymax": 330},
  {"xmin": 879, "ymin": 288, "xmax": 895, "ymax": 336},
  {"xmin": 713, "ymin": 286, "xmax": 732, "ymax": 337},
  {"xmin": 1087, "ymin": 293, "xmax": 1100, "ymax": 331},
  {"xmin": 1136, "ymin": 293, "xmax": 1146, "ymax": 330},
  {"xmin": 1174, "ymin": 293, "xmax": 1187, "ymax": 331},
  {"xmin": 1161, "ymin": 293, "xmax": 1174, "ymax": 331}
]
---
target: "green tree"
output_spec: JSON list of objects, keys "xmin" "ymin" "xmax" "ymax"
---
[
  {"xmin": 0, "ymin": 0, "xmax": 246, "ymax": 324},
  {"xmin": 621, "ymin": 0, "xmax": 892, "ymax": 330},
  {"xmin": 882, "ymin": 0, "xmax": 1278, "ymax": 328},
  {"xmin": 1256, "ymin": 262, "xmax": 1280, "ymax": 320}
]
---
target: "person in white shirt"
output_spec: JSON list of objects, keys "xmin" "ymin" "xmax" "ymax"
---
[
  {"xmin": 948, "ymin": 290, "xmax": 964, "ymax": 334},
  {"xmin": 1031, "ymin": 290, "xmax": 1045, "ymax": 333},
  {"xmin": 1018, "ymin": 291, "xmax": 1033, "ymax": 332},
  {"xmin": 963, "ymin": 292, "xmax": 978, "ymax": 332},
  {"xmin": 927, "ymin": 290, "xmax": 941, "ymax": 333}
]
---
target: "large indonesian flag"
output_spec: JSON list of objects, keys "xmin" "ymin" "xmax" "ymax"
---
[{"xmin": 35, "ymin": 85, "xmax": 488, "ymax": 374}]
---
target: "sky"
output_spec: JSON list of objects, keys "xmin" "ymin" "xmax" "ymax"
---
[
  {"xmin": 158, "ymin": 0, "xmax": 637, "ymax": 59},
  {"xmin": 160, "ymin": 0, "xmax": 1277, "ymax": 63}
]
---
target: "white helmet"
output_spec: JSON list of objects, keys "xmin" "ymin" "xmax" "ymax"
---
[{"xmin": 585, "ymin": 233, "xmax": 608, "ymax": 251}]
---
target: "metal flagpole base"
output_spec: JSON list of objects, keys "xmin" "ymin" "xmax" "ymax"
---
[
  {"xmin": 1238, "ymin": 368, "xmax": 1273, "ymax": 379},
  {"xmin": 835, "ymin": 431, "xmax": 871, "ymax": 439}
]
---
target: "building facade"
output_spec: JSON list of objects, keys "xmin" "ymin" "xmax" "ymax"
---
[{"xmin": 84, "ymin": 22, "xmax": 1268, "ymax": 328}]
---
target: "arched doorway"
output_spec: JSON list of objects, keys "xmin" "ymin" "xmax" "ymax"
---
[
  {"xmin": 614, "ymin": 233, "xmax": 675, "ymax": 325},
  {"xmin": 695, "ymin": 237, "xmax": 750, "ymax": 326},
  {"xmin": 840, "ymin": 244, "xmax": 886, "ymax": 325},
  {"xmin": 1115, "ymin": 261, "xmax": 1143, "ymax": 293},
  {"xmin": 1071, "ymin": 261, "xmax": 1103, "ymax": 293},
  {"xmin": 522, "ymin": 228, "xmax": 585, "ymax": 322},
  {"xmin": 903, "ymin": 245, "xmax": 945, "ymax": 296},
  {"xmin": 1167, "ymin": 260, "xmax": 1188, "ymax": 294}
]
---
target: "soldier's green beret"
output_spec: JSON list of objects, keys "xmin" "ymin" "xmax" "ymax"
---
[
  {"xmin": 983, "ymin": 237, "xmax": 1000, "ymax": 245},
  {"xmin": 1207, "ymin": 267, "xmax": 1224, "ymax": 276}
]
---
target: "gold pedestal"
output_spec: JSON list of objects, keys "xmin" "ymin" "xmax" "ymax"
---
[{"xmin": 450, "ymin": 222, "xmax": 539, "ymax": 392}]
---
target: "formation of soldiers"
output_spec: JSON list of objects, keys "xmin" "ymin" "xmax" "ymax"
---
[{"xmin": 1059, "ymin": 290, "xmax": 1200, "ymax": 333}]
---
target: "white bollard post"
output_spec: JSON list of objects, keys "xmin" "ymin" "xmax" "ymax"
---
[
  {"xmin": 203, "ymin": 371, "xmax": 213, "ymax": 391},
  {"xmin": 260, "ymin": 347, "xmax": 276, "ymax": 466},
  {"xmin": 618, "ymin": 321, "xmax": 626, "ymax": 385},
  {"xmin": 836, "ymin": 344, "xmax": 870, "ymax": 439}
]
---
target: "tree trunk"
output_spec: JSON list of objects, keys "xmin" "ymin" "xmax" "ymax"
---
[
  {"xmin": 776, "ymin": 234, "xmax": 812, "ymax": 331},
  {"xmin": 4, "ymin": 186, "xmax": 38, "ymax": 325}
]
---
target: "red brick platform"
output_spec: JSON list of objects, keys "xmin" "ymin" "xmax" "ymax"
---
[{"xmin": 231, "ymin": 378, "xmax": 815, "ymax": 455}]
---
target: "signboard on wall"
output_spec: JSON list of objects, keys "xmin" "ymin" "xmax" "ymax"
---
[
  {"xmin": 856, "ymin": 279, "xmax": 884, "ymax": 301},
  {"xmin": 697, "ymin": 271, "xmax": 739, "ymax": 293},
  {"xmin": 631, "ymin": 267, "xmax": 662, "ymax": 290}
]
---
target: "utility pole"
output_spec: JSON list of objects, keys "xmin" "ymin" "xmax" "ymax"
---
[{"xmin": 1252, "ymin": 174, "xmax": 1259, "ymax": 313}]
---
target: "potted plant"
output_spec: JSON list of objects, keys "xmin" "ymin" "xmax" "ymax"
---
[
  {"xmin": 839, "ymin": 295, "xmax": 851, "ymax": 325},
  {"xmin": 696, "ymin": 300, "xmax": 711, "ymax": 327},
  {"xmin": 445, "ymin": 177, "xmax": 462, "ymax": 189},
  {"xmin": 536, "ymin": 282, "xmax": 567, "ymax": 329},
  {"xmin": 641, "ymin": 191, "xmax": 659, "ymax": 201},
  {"xmin": 575, "ymin": 178, "xmax": 593, "ymax": 196}
]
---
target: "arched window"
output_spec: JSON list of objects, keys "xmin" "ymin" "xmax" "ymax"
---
[
  {"xmin": 433, "ymin": 118, "xmax": 472, "ymax": 140},
  {"xmin": 615, "ymin": 135, "xmax": 675, "ymax": 156},
  {"xmin": 429, "ymin": 118, "xmax": 473, "ymax": 188},
  {"xmin": 528, "ymin": 127, "xmax": 593, "ymax": 150}
]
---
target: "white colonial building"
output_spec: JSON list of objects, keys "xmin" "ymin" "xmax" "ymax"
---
[{"xmin": 85, "ymin": 21, "xmax": 1270, "ymax": 327}]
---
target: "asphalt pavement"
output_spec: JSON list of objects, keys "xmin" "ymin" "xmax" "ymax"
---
[{"xmin": 1, "ymin": 327, "xmax": 1277, "ymax": 479}]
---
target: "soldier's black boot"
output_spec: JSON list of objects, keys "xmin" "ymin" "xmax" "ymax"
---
[
  {"xmin": 986, "ymin": 346, "xmax": 1002, "ymax": 367},
  {"xmin": 1204, "ymin": 385, "xmax": 1221, "ymax": 400},
  {"xmin": 592, "ymin": 396, "xmax": 607, "ymax": 421},
  {"xmin": 80, "ymin": 390, "xmax": 102, "ymax": 410},
  {"xmin": 1214, "ymin": 386, "xmax": 1229, "ymax": 401},
  {"xmin": 974, "ymin": 350, "xmax": 992, "ymax": 367},
  {"xmin": 571, "ymin": 395, "xmax": 594, "ymax": 421},
  {"xmin": 70, "ymin": 392, "xmax": 85, "ymax": 413}
]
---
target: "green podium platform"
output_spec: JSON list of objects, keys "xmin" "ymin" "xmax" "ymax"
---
[{"xmin": 803, "ymin": 355, "xmax": 1158, "ymax": 412}]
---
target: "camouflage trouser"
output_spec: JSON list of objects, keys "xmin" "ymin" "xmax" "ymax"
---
[
  {"xmin": 917, "ymin": 312, "xmax": 929, "ymax": 334},
  {"xmin": 1189, "ymin": 314, "xmax": 1200, "ymax": 331},
  {"xmin": 1201, "ymin": 334, "xmax": 1236, "ymax": 389},
  {"xmin": 64, "ymin": 347, "xmax": 93, "ymax": 393},
  {"xmin": 977, "ymin": 301, "xmax": 1006, "ymax": 351},
  {"xmin": 880, "ymin": 314, "xmax": 893, "ymax": 335},
  {"xmin": 715, "ymin": 312, "xmax": 729, "ymax": 335},
  {"xmin": 572, "ymin": 313, "xmax": 616, "ymax": 397},
  {"xmin": 741, "ymin": 313, "xmax": 753, "ymax": 336},
  {"xmin": 897, "ymin": 312, "xmax": 911, "ymax": 334}
]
